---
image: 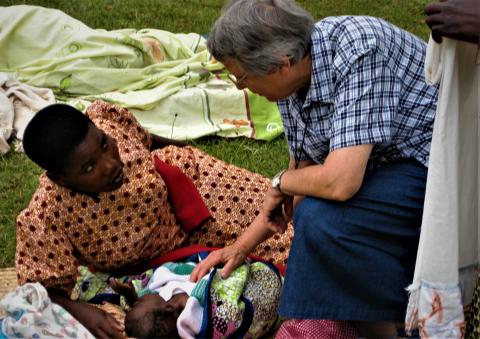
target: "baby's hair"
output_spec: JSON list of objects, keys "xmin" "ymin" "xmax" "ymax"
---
[
  {"xmin": 23, "ymin": 104, "xmax": 93, "ymax": 175},
  {"xmin": 125, "ymin": 309, "xmax": 176, "ymax": 338}
]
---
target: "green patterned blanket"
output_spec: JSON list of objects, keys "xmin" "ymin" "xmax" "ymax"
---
[{"xmin": 0, "ymin": 5, "xmax": 283, "ymax": 140}]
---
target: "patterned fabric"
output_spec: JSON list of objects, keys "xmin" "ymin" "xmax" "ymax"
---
[
  {"xmin": 0, "ymin": 283, "xmax": 94, "ymax": 339},
  {"xmin": 275, "ymin": 319, "xmax": 358, "ymax": 339},
  {"xmin": 277, "ymin": 16, "xmax": 438, "ymax": 168},
  {"xmin": 465, "ymin": 273, "xmax": 480, "ymax": 339},
  {"xmin": 15, "ymin": 101, "xmax": 293, "ymax": 293},
  {"xmin": 70, "ymin": 265, "xmax": 153, "ymax": 309},
  {"xmin": 203, "ymin": 262, "xmax": 281, "ymax": 338}
]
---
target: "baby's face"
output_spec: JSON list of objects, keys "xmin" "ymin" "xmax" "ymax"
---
[{"xmin": 126, "ymin": 294, "xmax": 181, "ymax": 337}]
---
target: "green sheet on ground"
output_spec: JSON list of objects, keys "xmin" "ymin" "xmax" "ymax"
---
[{"xmin": 0, "ymin": 5, "xmax": 283, "ymax": 140}]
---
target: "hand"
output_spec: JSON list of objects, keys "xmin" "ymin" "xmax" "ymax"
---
[
  {"xmin": 425, "ymin": 0, "xmax": 480, "ymax": 43},
  {"xmin": 72, "ymin": 302, "xmax": 125, "ymax": 339},
  {"xmin": 283, "ymin": 195, "xmax": 294, "ymax": 221},
  {"xmin": 262, "ymin": 187, "xmax": 290, "ymax": 234},
  {"xmin": 108, "ymin": 277, "xmax": 138, "ymax": 306},
  {"xmin": 190, "ymin": 244, "xmax": 247, "ymax": 281}
]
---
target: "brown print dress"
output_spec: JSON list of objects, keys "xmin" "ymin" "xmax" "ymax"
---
[
  {"xmin": 154, "ymin": 145, "xmax": 294, "ymax": 265},
  {"xmin": 15, "ymin": 101, "xmax": 293, "ymax": 293}
]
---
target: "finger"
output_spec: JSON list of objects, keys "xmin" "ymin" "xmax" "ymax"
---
[
  {"xmin": 431, "ymin": 30, "xmax": 443, "ymax": 43},
  {"xmin": 265, "ymin": 219, "xmax": 283, "ymax": 234},
  {"xmin": 220, "ymin": 258, "xmax": 243, "ymax": 279},
  {"xmin": 104, "ymin": 316, "xmax": 125, "ymax": 338},
  {"xmin": 273, "ymin": 217, "xmax": 288, "ymax": 234},
  {"xmin": 425, "ymin": 2, "xmax": 444, "ymax": 15},
  {"xmin": 190, "ymin": 253, "xmax": 221, "ymax": 281},
  {"xmin": 94, "ymin": 328, "xmax": 110, "ymax": 339},
  {"xmin": 282, "ymin": 197, "xmax": 293, "ymax": 219},
  {"xmin": 425, "ymin": 13, "xmax": 446, "ymax": 29},
  {"xmin": 108, "ymin": 277, "xmax": 118, "ymax": 288}
]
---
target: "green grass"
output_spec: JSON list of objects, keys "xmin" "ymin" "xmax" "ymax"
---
[{"xmin": 0, "ymin": 0, "xmax": 431, "ymax": 267}]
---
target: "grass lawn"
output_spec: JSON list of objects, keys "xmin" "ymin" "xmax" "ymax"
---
[{"xmin": 0, "ymin": 0, "xmax": 432, "ymax": 267}]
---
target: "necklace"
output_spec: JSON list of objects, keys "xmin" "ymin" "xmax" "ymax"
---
[{"xmin": 290, "ymin": 102, "xmax": 310, "ymax": 169}]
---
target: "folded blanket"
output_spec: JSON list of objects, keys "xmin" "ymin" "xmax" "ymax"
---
[{"xmin": 0, "ymin": 5, "xmax": 283, "ymax": 141}]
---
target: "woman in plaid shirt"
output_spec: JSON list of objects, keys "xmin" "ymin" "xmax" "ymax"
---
[{"xmin": 191, "ymin": 0, "xmax": 439, "ymax": 337}]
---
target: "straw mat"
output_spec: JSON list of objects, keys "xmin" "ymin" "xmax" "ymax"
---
[{"xmin": 0, "ymin": 267, "xmax": 16, "ymax": 317}]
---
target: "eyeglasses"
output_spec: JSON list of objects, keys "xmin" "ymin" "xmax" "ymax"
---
[{"xmin": 227, "ymin": 72, "xmax": 248, "ymax": 85}]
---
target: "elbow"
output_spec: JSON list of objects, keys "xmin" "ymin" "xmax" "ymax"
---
[{"xmin": 329, "ymin": 182, "xmax": 362, "ymax": 201}]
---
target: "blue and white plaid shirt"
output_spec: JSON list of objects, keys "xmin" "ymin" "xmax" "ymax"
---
[{"xmin": 277, "ymin": 16, "xmax": 438, "ymax": 168}]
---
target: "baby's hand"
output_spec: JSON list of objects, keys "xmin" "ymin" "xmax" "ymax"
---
[{"xmin": 108, "ymin": 277, "xmax": 138, "ymax": 306}]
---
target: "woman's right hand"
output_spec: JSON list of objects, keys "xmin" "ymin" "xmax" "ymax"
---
[
  {"xmin": 190, "ymin": 244, "xmax": 247, "ymax": 282},
  {"xmin": 49, "ymin": 289, "xmax": 125, "ymax": 339},
  {"xmin": 76, "ymin": 304, "xmax": 125, "ymax": 339}
]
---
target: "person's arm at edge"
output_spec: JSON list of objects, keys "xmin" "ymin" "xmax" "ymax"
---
[{"xmin": 425, "ymin": 0, "xmax": 480, "ymax": 44}]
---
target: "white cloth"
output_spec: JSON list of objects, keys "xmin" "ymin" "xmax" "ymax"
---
[
  {"xmin": 405, "ymin": 37, "xmax": 480, "ymax": 338},
  {"xmin": 0, "ymin": 282, "xmax": 94, "ymax": 338},
  {"xmin": 148, "ymin": 265, "xmax": 197, "ymax": 300},
  {"xmin": 148, "ymin": 266, "xmax": 204, "ymax": 339},
  {"xmin": 0, "ymin": 73, "xmax": 55, "ymax": 154},
  {"xmin": 176, "ymin": 297, "xmax": 203, "ymax": 339}
]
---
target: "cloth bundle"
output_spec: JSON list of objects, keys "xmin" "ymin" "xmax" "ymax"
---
[
  {"xmin": 0, "ymin": 282, "xmax": 94, "ymax": 338},
  {"xmin": 0, "ymin": 73, "xmax": 55, "ymax": 154}
]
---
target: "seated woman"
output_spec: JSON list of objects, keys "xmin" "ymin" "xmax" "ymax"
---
[{"xmin": 15, "ymin": 100, "xmax": 293, "ymax": 337}]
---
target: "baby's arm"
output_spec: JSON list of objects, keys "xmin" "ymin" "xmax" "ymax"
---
[{"xmin": 108, "ymin": 277, "xmax": 138, "ymax": 306}]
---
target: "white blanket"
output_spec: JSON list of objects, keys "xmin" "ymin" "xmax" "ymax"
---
[
  {"xmin": 0, "ymin": 282, "xmax": 94, "ymax": 338},
  {"xmin": 405, "ymin": 37, "xmax": 480, "ymax": 338},
  {"xmin": 0, "ymin": 73, "xmax": 55, "ymax": 154}
]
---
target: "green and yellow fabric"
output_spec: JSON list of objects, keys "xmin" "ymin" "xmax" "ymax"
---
[{"xmin": 0, "ymin": 5, "xmax": 283, "ymax": 140}]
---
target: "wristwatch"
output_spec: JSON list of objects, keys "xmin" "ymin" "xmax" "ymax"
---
[{"xmin": 272, "ymin": 169, "xmax": 287, "ymax": 193}]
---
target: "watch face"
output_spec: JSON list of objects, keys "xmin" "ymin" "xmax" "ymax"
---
[
  {"xmin": 272, "ymin": 177, "xmax": 279, "ymax": 188},
  {"xmin": 272, "ymin": 173, "xmax": 281, "ymax": 189}
]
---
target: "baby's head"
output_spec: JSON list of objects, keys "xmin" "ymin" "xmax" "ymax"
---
[
  {"xmin": 23, "ymin": 104, "xmax": 124, "ymax": 193},
  {"xmin": 124, "ymin": 293, "xmax": 187, "ymax": 338}
]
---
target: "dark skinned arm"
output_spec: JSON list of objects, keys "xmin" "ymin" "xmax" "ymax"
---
[
  {"xmin": 425, "ymin": 0, "xmax": 480, "ymax": 44},
  {"xmin": 48, "ymin": 288, "xmax": 125, "ymax": 339},
  {"xmin": 150, "ymin": 133, "xmax": 187, "ymax": 151}
]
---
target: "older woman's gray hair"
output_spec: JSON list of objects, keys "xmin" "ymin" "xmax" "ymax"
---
[{"xmin": 208, "ymin": 0, "xmax": 315, "ymax": 76}]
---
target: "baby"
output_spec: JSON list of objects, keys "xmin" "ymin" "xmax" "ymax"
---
[{"xmin": 73, "ymin": 255, "xmax": 282, "ymax": 338}]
